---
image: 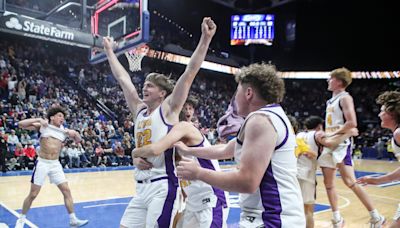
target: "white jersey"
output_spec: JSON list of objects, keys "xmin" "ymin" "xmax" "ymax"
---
[
  {"xmin": 179, "ymin": 136, "xmax": 228, "ymax": 212},
  {"xmin": 325, "ymin": 91, "xmax": 351, "ymax": 146},
  {"xmin": 40, "ymin": 124, "xmax": 67, "ymax": 142},
  {"xmin": 134, "ymin": 105, "xmax": 177, "ymax": 182},
  {"xmin": 296, "ymin": 131, "xmax": 319, "ymax": 183},
  {"xmin": 234, "ymin": 104, "xmax": 305, "ymax": 227}
]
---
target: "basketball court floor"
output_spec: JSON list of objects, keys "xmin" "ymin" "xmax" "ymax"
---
[{"xmin": 1, "ymin": 159, "xmax": 399, "ymax": 227}]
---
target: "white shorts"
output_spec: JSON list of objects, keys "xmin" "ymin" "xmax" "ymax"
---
[
  {"xmin": 120, "ymin": 177, "xmax": 179, "ymax": 228},
  {"xmin": 176, "ymin": 204, "xmax": 229, "ymax": 228},
  {"xmin": 239, "ymin": 210, "xmax": 264, "ymax": 228},
  {"xmin": 298, "ymin": 179, "xmax": 316, "ymax": 204},
  {"xmin": 318, "ymin": 143, "xmax": 353, "ymax": 168},
  {"xmin": 31, "ymin": 157, "xmax": 66, "ymax": 186}
]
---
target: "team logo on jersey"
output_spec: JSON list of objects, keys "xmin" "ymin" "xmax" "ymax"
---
[{"xmin": 202, "ymin": 198, "xmax": 211, "ymax": 204}]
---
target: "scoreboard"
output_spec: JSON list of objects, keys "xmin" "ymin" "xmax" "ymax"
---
[{"xmin": 230, "ymin": 14, "xmax": 274, "ymax": 46}]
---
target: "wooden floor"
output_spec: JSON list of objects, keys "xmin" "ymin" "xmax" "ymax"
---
[{"xmin": 1, "ymin": 159, "xmax": 399, "ymax": 227}]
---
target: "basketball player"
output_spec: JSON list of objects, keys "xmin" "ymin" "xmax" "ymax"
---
[
  {"xmin": 357, "ymin": 91, "xmax": 400, "ymax": 228},
  {"xmin": 103, "ymin": 17, "xmax": 216, "ymax": 228},
  {"xmin": 132, "ymin": 121, "xmax": 229, "ymax": 228},
  {"xmin": 296, "ymin": 115, "xmax": 358, "ymax": 228},
  {"xmin": 176, "ymin": 63, "xmax": 306, "ymax": 227},
  {"xmin": 15, "ymin": 106, "xmax": 88, "ymax": 228},
  {"xmin": 318, "ymin": 67, "xmax": 385, "ymax": 227}
]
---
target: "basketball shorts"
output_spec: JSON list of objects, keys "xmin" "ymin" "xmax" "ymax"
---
[
  {"xmin": 31, "ymin": 157, "xmax": 67, "ymax": 186},
  {"xmin": 318, "ymin": 143, "xmax": 352, "ymax": 168},
  {"xmin": 120, "ymin": 177, "xmax": 178, "ymax": 228},
  {"xmin": 298, "ymin": 179, "xmax": 316, "ymax": 204}
]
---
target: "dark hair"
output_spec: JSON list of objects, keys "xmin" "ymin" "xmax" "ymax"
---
[
  {"xmin": 185, "ymin": 95, "xmax": 199, "ymax": 108},
  {"xmin": 376, "ymin": 91, "xmax": 400, "ymax": 124},
  {"xmin": 47, "ymin": 106, "xmax": 67, "ymax": 120},
  {"xmin": 304, "ymin": 116, "xmax": 324, "ymax": 130}
]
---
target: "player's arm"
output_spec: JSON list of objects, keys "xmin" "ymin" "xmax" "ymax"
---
[
  {"xmin": 65, "ymin": 129, "xmax": 81, "ymax": 144},
  {"xmin": 358, "ymin": 166, "xmax": 400, "ymax": 185},
  {"xmin": 132, "ymin": 122, "xmax": 200, "ymax": 158},
  {"xmin": 103, "ymin": 37, "xmax": 145, "ymax": 117},
  {"xmin": 177, "ymin": 114, "xmax": 275, "ymax": 193},
  {"xmin": 316, "ymin": 128, "xmax": 358, "ymax": 149},
  {"xmin": 18, "ymin": 118, "xmax": 46, "ymax": 131},
  {"xmin": 174, "ymin": 138, "xmax": 235, "ymax": 160},
  {"xmin": 163, "ymin": 18, "xmax": 216, "ymax": 120},
  {"xmin": 329, "ymin": 95, "xmax": 357, "ymax": 136}
]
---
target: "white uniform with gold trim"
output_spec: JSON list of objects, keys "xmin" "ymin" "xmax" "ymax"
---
[
  {"xmin": 318, "ymin": 91, "xmax": 353, "ymax": 168},
  {"xmin": 296, "ymin": 130, "xmax": 319, "ymax": 204},
  {"xmin": 121, "ymin": 105, "xmax": 179, "ymax": 228}
]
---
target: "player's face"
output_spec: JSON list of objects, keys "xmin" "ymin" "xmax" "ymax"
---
[
  {"xmin": 142, "ymin": 81, "xmax": 165, "ymax": 103},
  {"xmin": 235, "ymin": 83, "xmax": 248, "ymax": 117},
  {"xmin": 50, "ymin": 112, "xmax": 65, "ymax": 127},
  {"xmin": 183, "ymin": 103, "xmax": 195, "ymax": 121},
  {"xmin": 379, "ymin": 105, "xmax": 396, "ymax": 130},
  {"xmin": 327, "ymin": 76, "xmax": 340, "ymax": 91}
]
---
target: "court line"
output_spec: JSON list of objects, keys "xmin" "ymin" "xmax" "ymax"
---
[
  {"xmin": 313, "ymin": 195, "xmax": 350, "ymax": 215},
  {"xmin": 83, "ymin": 202, "xmax": 129, "ymax": 208},
  {"xmin": 0, "ymin": 202, "xmax": 38, "ymax": 228}
]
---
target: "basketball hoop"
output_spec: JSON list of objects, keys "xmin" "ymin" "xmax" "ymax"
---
[{"xmin": 125, "ymin": 44, "xmax": 149, "ymax": 72}]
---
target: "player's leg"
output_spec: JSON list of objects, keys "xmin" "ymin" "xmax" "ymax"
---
[
  {"xmin": 338, "ymin": 163, "xmax": 385, "ymax": 227},
  {"xmin": 146, "ymin": 180, "xmax": 178, "ymax": 228}
]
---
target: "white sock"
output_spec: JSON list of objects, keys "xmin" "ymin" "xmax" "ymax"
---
[
  {"xmin": 333, "ymin": 211, "xmax": 341, "ymax": 221},
  {"xmin": 19, "ymin": 214, "xmax": 26, "ymax": 220},
  {"xmin": 369, "ymin": 209, "xmax": 380, "ymax": 220},
  {"xmin": 69, "ymin": 213, "xmax": 77, "ymax": 221}
]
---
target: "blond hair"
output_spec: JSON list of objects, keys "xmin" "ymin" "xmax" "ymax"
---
[
  {"xmin": 145, "ymin": 73, "xmax": 175, "ymax": 97},
  {"xmin": 330, "ymin": 67, "xmax": 352, "ymax": 88},
  {"xmin": 235, "ymin": 63, "xmax": 285, "ymax": 104}
]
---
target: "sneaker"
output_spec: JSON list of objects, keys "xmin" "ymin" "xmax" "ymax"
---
[
  {"xmin": 394, "ymin": 204, "xmax": 400, "ymax": 221},
  {"xmin": 332, "ymin": 217, "xmax": 345, "ymax": 228},
  {"xmin": 15, "ymin": 218, "xmax": 26, "ymax": 228},
  {"xmin": 70, "ymin": 218, "xmax": 89, "ymax": 227},
  {"xmin": 370, "ymin": 215, "xmax": 386, "ymax": 228}
]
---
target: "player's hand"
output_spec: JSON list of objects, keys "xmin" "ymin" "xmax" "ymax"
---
[
  {"xmin": 133, "ymin": 157, "xmax": 153, "ymax": 170},
  {"xmin": 349, "ymin": 128, "xmax": 359, "ymax": 137},
  {"xmin": 201, "ymin": 17, "xmax": 217, "ymax": 38},
  {"xmin": 39, "ymin": 118, "xmax": 48, "ymax": 128},
  {"xmin": 177, "ymin": 157, "xmax": 201, "ymax": 180},
  {"xmin": 65, "ymin": 129, "xmax": 81, "ymax": 144},
  {"xmin": 174, "ymin": 141, "xmax": 192, "ymax": 156},
  {"xmin": 356, "ymin": 176, "xmax": 380, "ymax": 185},
  {"xmin": 103, "ymin": 36, "xmax": 117, "ymax": 51}
]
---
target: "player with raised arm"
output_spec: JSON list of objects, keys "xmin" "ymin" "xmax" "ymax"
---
[
  {"xmin": 317, "ymin": 67, "xmax": 385, "ymax": 227},
  {"xmin": 357, "ymin": 91, "xmax": 400, "ymax": 228},
  {"xmin": 176, "ymin": 63, "xmax": 305, "ymax": 227},
  {"xmin": 132, "ymin": 120, "xmax": 229, "ymax": 228},
  {"xmin": 15, "ymin": 106, "xmax": 88, "ymax": 228},
  {"xmin": 104, "ymin": 17, "xmax": 216, "ymax": 228}
]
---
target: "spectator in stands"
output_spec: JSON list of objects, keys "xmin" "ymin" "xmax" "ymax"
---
[
  {"xmin": 114, "ymin": 141, "xmax": 127, "ymax": 166},
  {"xmin": 14, "ymin": 142, "xmax": 26, "ymax": 170},
  {"xmin": 20, "ymin": 132, "xmax": 31, "ymax": 146},
  {"xmin": 7, "ymin": 129, "xmax": 19, "ymax": 152},
  {"xmin": 373, "ymin": 137, "xmax": 385, "ymax": 159},
  {"xmin": 67, "ymin": 143, "xmax": 81, "ymax": 168},
  {"xmin": 23, "ymin": 141, "xmax": 36, "ymax": 169},
  {"xmin": 0, "ymin": 131, "xmax": 7, "ymax": 173}
]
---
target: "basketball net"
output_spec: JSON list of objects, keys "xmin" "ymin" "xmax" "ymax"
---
[{"xmin": 125, "ymin": 44, "xmax": 149, "ymax": 72}]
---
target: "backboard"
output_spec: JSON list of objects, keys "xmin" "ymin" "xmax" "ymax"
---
[{"xmin": 89, "ymin": 0, "xmax": 149, "ymax": 64}]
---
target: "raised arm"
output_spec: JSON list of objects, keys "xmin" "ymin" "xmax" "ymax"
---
[
  {"xmin": 316, "ymin": 128, "xmax": 358, "ymax": 149},
  {"xmin": 177, "ymin": 114, "xmax": 276, "ymax": 193},
  {"xmin": 163, "ymin": 18, "xmax": 216, "ymax": 120},
  {"xmin": 103, "ymin": 37, "xmax": 145, "ymax": 117},
  {"xmin": 18, "ymin": 118, "xmax": 46, "ymax": 131},
  {"xmin": 132, "ymin": 121, "xmax": 201, "ymax": 158}
]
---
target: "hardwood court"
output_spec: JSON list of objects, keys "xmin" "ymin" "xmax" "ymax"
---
[{"xmin": 1, "ymin": 159, "xmax": 399, "ymax": 227}]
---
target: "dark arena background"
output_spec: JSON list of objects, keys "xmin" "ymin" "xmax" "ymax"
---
[{"xmin": 0, "ymin": 0, "xmax": 399, "ymax": 227}]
